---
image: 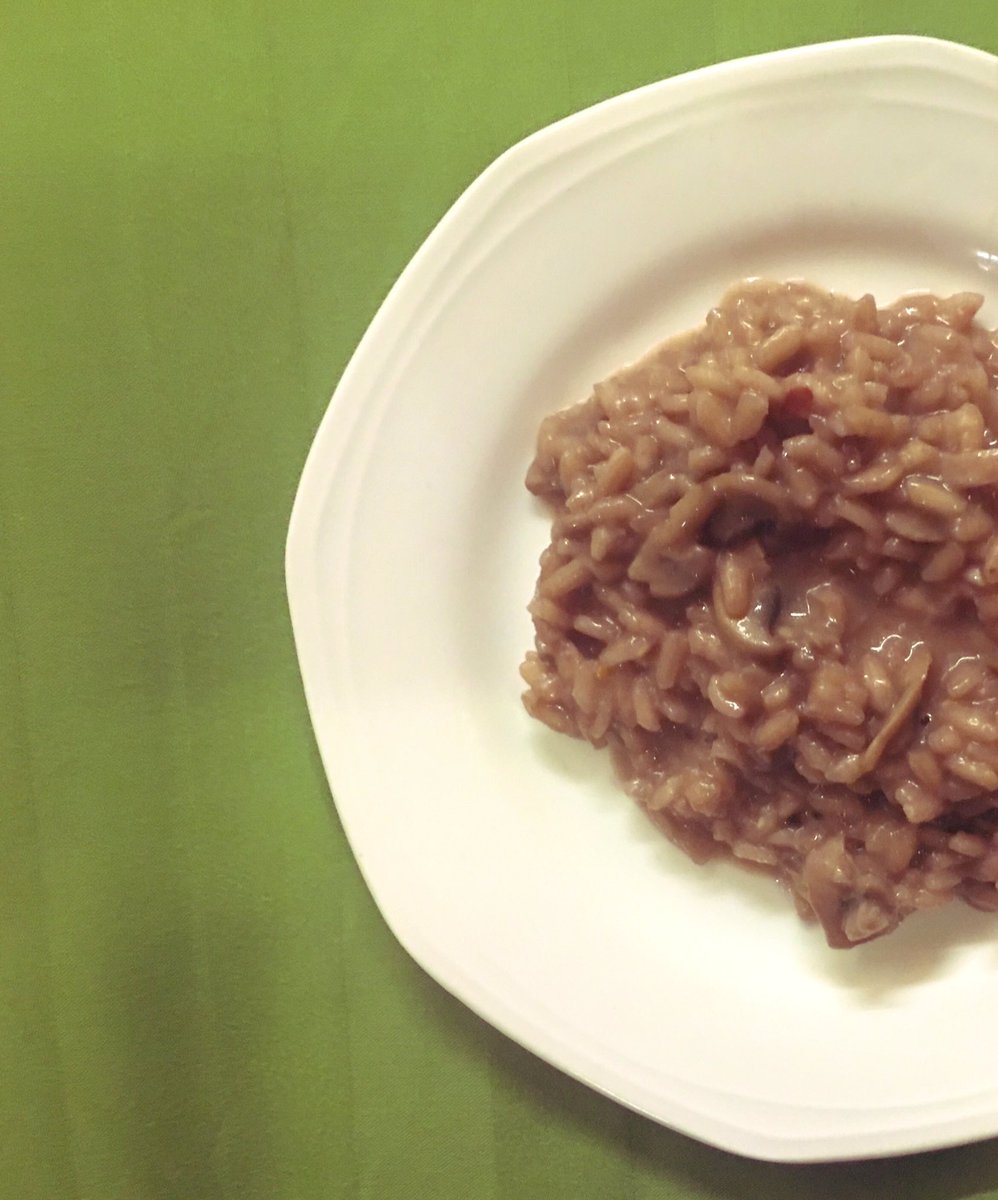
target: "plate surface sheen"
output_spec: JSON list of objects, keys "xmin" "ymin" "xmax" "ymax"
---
[{"xmin": 287, "ymin": 37, "xmax": 998, "ymax": 1161}]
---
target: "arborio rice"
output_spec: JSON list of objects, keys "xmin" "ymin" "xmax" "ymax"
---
[{"xmin": 521, "ymin": 280, "xmax": 998, "ymax": 947}]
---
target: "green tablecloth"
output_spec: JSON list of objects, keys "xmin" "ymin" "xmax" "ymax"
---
[{"xmin": 3, "ymin": 5, "xmax": 998, "ymax": 1198}]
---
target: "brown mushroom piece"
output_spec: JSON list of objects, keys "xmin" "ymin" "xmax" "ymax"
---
[
  {"xmin": 797, "ymin": 836, "xmax": 857, "ymax": 948},
  {"xmin": 797, "ymin": 837, "xmax": 899, "ymax": 947},
  {"xmin": 629, "ymin": 540, "xmax": 716, "ymax": 599},
  {"xmin": 703, "ymin": 494, "xmax": 780, "ymax": 548},
  {"xmin": 711, "ymin": 544, "xmax": 785, "ymax": 659},
  {"xmin": 825, "ymin": 645, "xmax": 932, "ymax": 785}
]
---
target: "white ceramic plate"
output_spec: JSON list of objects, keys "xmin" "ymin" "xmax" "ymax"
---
[{"xmin": 287, "ymin": 36, "xmax": 998, "ymax": 1162}]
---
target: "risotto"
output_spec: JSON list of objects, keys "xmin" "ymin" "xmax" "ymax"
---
[{"xmin": 521, "ymin": 280, "xmax": 998, "ymax": 947}]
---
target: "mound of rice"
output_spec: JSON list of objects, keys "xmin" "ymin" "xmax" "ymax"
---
[{"xmin": 521, "ymin": 280, "xmax": 998, "ymax": 947}]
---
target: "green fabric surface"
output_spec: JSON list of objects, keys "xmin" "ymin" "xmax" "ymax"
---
[{"xmin": 2, "ymin": 3, "xmax": 997, "ymax": 1198}]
